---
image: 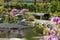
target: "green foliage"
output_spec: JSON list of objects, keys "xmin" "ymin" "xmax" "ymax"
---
[
  {"xmin": 50, "ymin": 1, "xmax": 58, "ymax": 13},
  {"xmin": 57, "ymin": 1, "xmax": 60, "ymax": 12},
  {"xmin": 25, "ymin": 28, "xmax": 35, "ymax": 40},
  {"xmin": 50, "ymin": 11, "xmax": 60, "ymax": 17},
  {"xmin": 3, "ymin": 17, "xmax": 9, "ymax": 23},
  {"xmin": 28, "ymin": 4, "xmax": 35, "ymax": 12},
  {"xmin": 12, "ymin": 17, "xmax": 17, "ymax": 23},
  {"xmin": 1, "ymin": 1, "xmax": 60, "ymax": 23},
  {"xmin": 4, "ymin": 1, "xmax": 60, "ymax": 13},
  {"xmin": 33, "ymin": 23, "xmax": 44, "ymax": 36},
  {"xmin": 0, "ymin": 0, "xmax": 4, "ymax": 5}
]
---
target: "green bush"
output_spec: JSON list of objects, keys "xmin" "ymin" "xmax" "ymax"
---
[
  {"xmin": 4, "ymin": 1, "xmax": 60, "ymax": 13},
  {"xmin": 33, "ymin": 23, "xmax": 44, "ymax": 36},
  {"xmin": 50, "ymin": 1, "xmax": 58, "ymax": 13}
]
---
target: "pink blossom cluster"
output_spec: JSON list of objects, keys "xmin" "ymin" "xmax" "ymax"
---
[
  {"xmin": 51, "ymin": 16, "xmax": 60, "ymax": 25},
  {"xmin": 11, "ymin": 8, "xmax": 29, "ymax": 16},
  {"xmin": 11, "ymin": 9, "xmax": 18, "ymax": 16},
  {"xmin": 19, "ymin": 9, "xmax": 29, "ymax": 14},
  {"xmin": 12, "ymin": 9, "xmax": 18, "ymax": 13}
]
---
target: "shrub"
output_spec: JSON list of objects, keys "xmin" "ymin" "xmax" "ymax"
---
[
  {"xmin": 4, "ymin": 1, "xmax": 60, "ymax": 13},
  {"xmin": 33, "ymin": 23, "xmax": 44, "ymax": 36}
]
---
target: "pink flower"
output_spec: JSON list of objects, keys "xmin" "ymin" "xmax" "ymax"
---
[
  {"xmin": 58, "ymin": 20, "xmax": 60, "ymax": 24},
  {"xmin": 51, "ymin": 17, "xmax": 60, "ymax": 25},
  {"xmin": 46, "ymin": 36, "xmax": 51, "ymax": 40},
  {"xmin": 51, "ymin": 17, "xmax": 59, "ymax": 22},
  {"xmin": 50, "ymin": 29, "xmax": 56, "ymax": 35},
  {"xmin": 11, "ymin": 9, "xmax": 18, "ymax": 16},
  {"xmin": 19, "ymin": 9, "xmax": 29, "ymax": 14},
  {"xmin": 12, "ymin": 9, "xmax": 18, "ymax": 13}
]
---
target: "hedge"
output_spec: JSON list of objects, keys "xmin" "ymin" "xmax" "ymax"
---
[{"xmin": 3, "ymin": 0, "xmax": 60, "ymax": 13}]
